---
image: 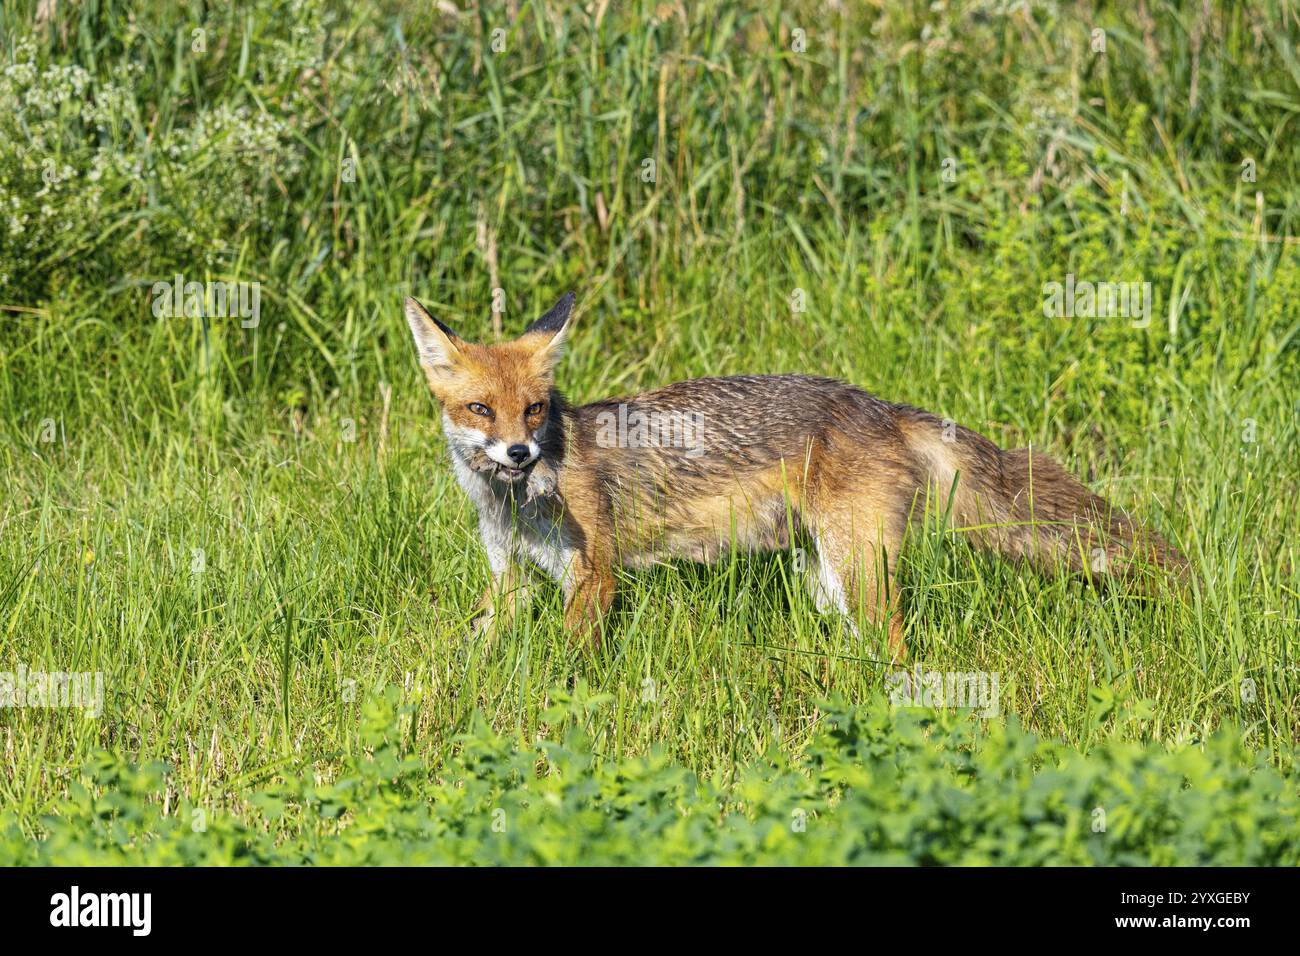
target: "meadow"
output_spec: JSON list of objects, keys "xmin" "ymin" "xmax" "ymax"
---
[{"xmin": 0, "ymin": 0, "xmax": 1298, "ymax": 863}]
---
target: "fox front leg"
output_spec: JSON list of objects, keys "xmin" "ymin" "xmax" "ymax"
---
[
  {"xmin": 470, "ymin": 521, "xmax": 534, "ymax": 640},
  {"xmin": 472, "ymin": 563, "xmax": 536, "ymax": 640},
  {"xmin": 562, "ymin": 552, "xmax": 615, "ymax": 650}
]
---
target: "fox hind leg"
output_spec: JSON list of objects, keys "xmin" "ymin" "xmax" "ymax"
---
[
  {"xmin": 803, "ymin": 533, "xmax": 849, "ymax": 615},
  {"xmin": 806, "ymin": 502, "xmax": 907, "ymax": 663}
]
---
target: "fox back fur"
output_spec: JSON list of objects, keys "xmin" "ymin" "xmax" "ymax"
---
[{"xmin": 405, "ymin": 293, "xmax": 1187, "ymax": 660}]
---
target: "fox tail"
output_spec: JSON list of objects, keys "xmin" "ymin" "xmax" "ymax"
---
[{"xmin": 897, "ymin": 408, "xmax": 1189, "ymax": 588}]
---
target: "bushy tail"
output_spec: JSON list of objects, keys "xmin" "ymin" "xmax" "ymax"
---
[{"xmin": 897, "ymin": 408, "xmax": 1189, "ymax": 588}]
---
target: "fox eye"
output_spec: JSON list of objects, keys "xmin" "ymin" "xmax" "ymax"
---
[
  {"xmin": 467, "ymin": 403, "xmax": 492, "ymax": 417},
  {"xmin": 525, "ymin": 401, "xmax": 545, "ymax": 416}
]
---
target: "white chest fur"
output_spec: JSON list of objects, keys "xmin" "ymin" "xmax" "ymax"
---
[{"xmin": 449, "ymin": 449, "xmax": 575, "ymax": 588}]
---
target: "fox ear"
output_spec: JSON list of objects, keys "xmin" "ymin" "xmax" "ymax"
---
[
  {"xmin": 404, "ymin": 297, "xmax": 465, "ymax": 382},
  {"xmin": 519, "ymin": 292, "xmax": 575, "ymax": 376}
]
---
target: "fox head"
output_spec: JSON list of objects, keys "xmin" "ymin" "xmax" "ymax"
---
[{"xmin": 404, "ymin": 292, "xmax": 574, "ymax": 484}]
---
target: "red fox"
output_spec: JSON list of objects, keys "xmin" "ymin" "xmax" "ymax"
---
[{"xmin": 405, "ymin": 292, "xmax": 1187, "ymax": 660}]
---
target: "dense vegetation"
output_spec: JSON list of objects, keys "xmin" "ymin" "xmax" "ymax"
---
[
  {"xmin": 4, "ymin": 691, "xmax": 1297, "ymax": 865},
  {"xmin": 1, "ymin": 0, "xmax": 1297, "ymax": 862}
]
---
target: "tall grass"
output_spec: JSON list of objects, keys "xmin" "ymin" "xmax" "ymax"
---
[{"xmin": 0, "ymin": 0, "xmax": 1297, "ymax": 827}]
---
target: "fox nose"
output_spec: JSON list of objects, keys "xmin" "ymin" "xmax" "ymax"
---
[{"xmin": 506, "ymin": 444, "xmax": 531, "ymax": 465}]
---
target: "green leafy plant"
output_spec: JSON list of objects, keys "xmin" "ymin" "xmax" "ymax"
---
[{"xmin": 2, "ymin": 690, "xmax": 1296, "ymax": 866}]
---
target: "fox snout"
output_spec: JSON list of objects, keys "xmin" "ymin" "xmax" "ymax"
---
[
  {"xmin": 438, "ymin": 415, "xmax": 543, "ymax": 482},
  {"xmin": 483, "ymin": 437, "xmax": 540, "ymax": 469}
]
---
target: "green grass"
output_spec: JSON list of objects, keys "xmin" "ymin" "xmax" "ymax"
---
[{"xmin": 1, "ymin": 0, "xmax": 1298, "ymax": 857}]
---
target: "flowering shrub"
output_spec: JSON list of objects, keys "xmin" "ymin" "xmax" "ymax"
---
[{"xmin": 0, "ymin": 27, "xmax": 306, "ymax": 303}]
